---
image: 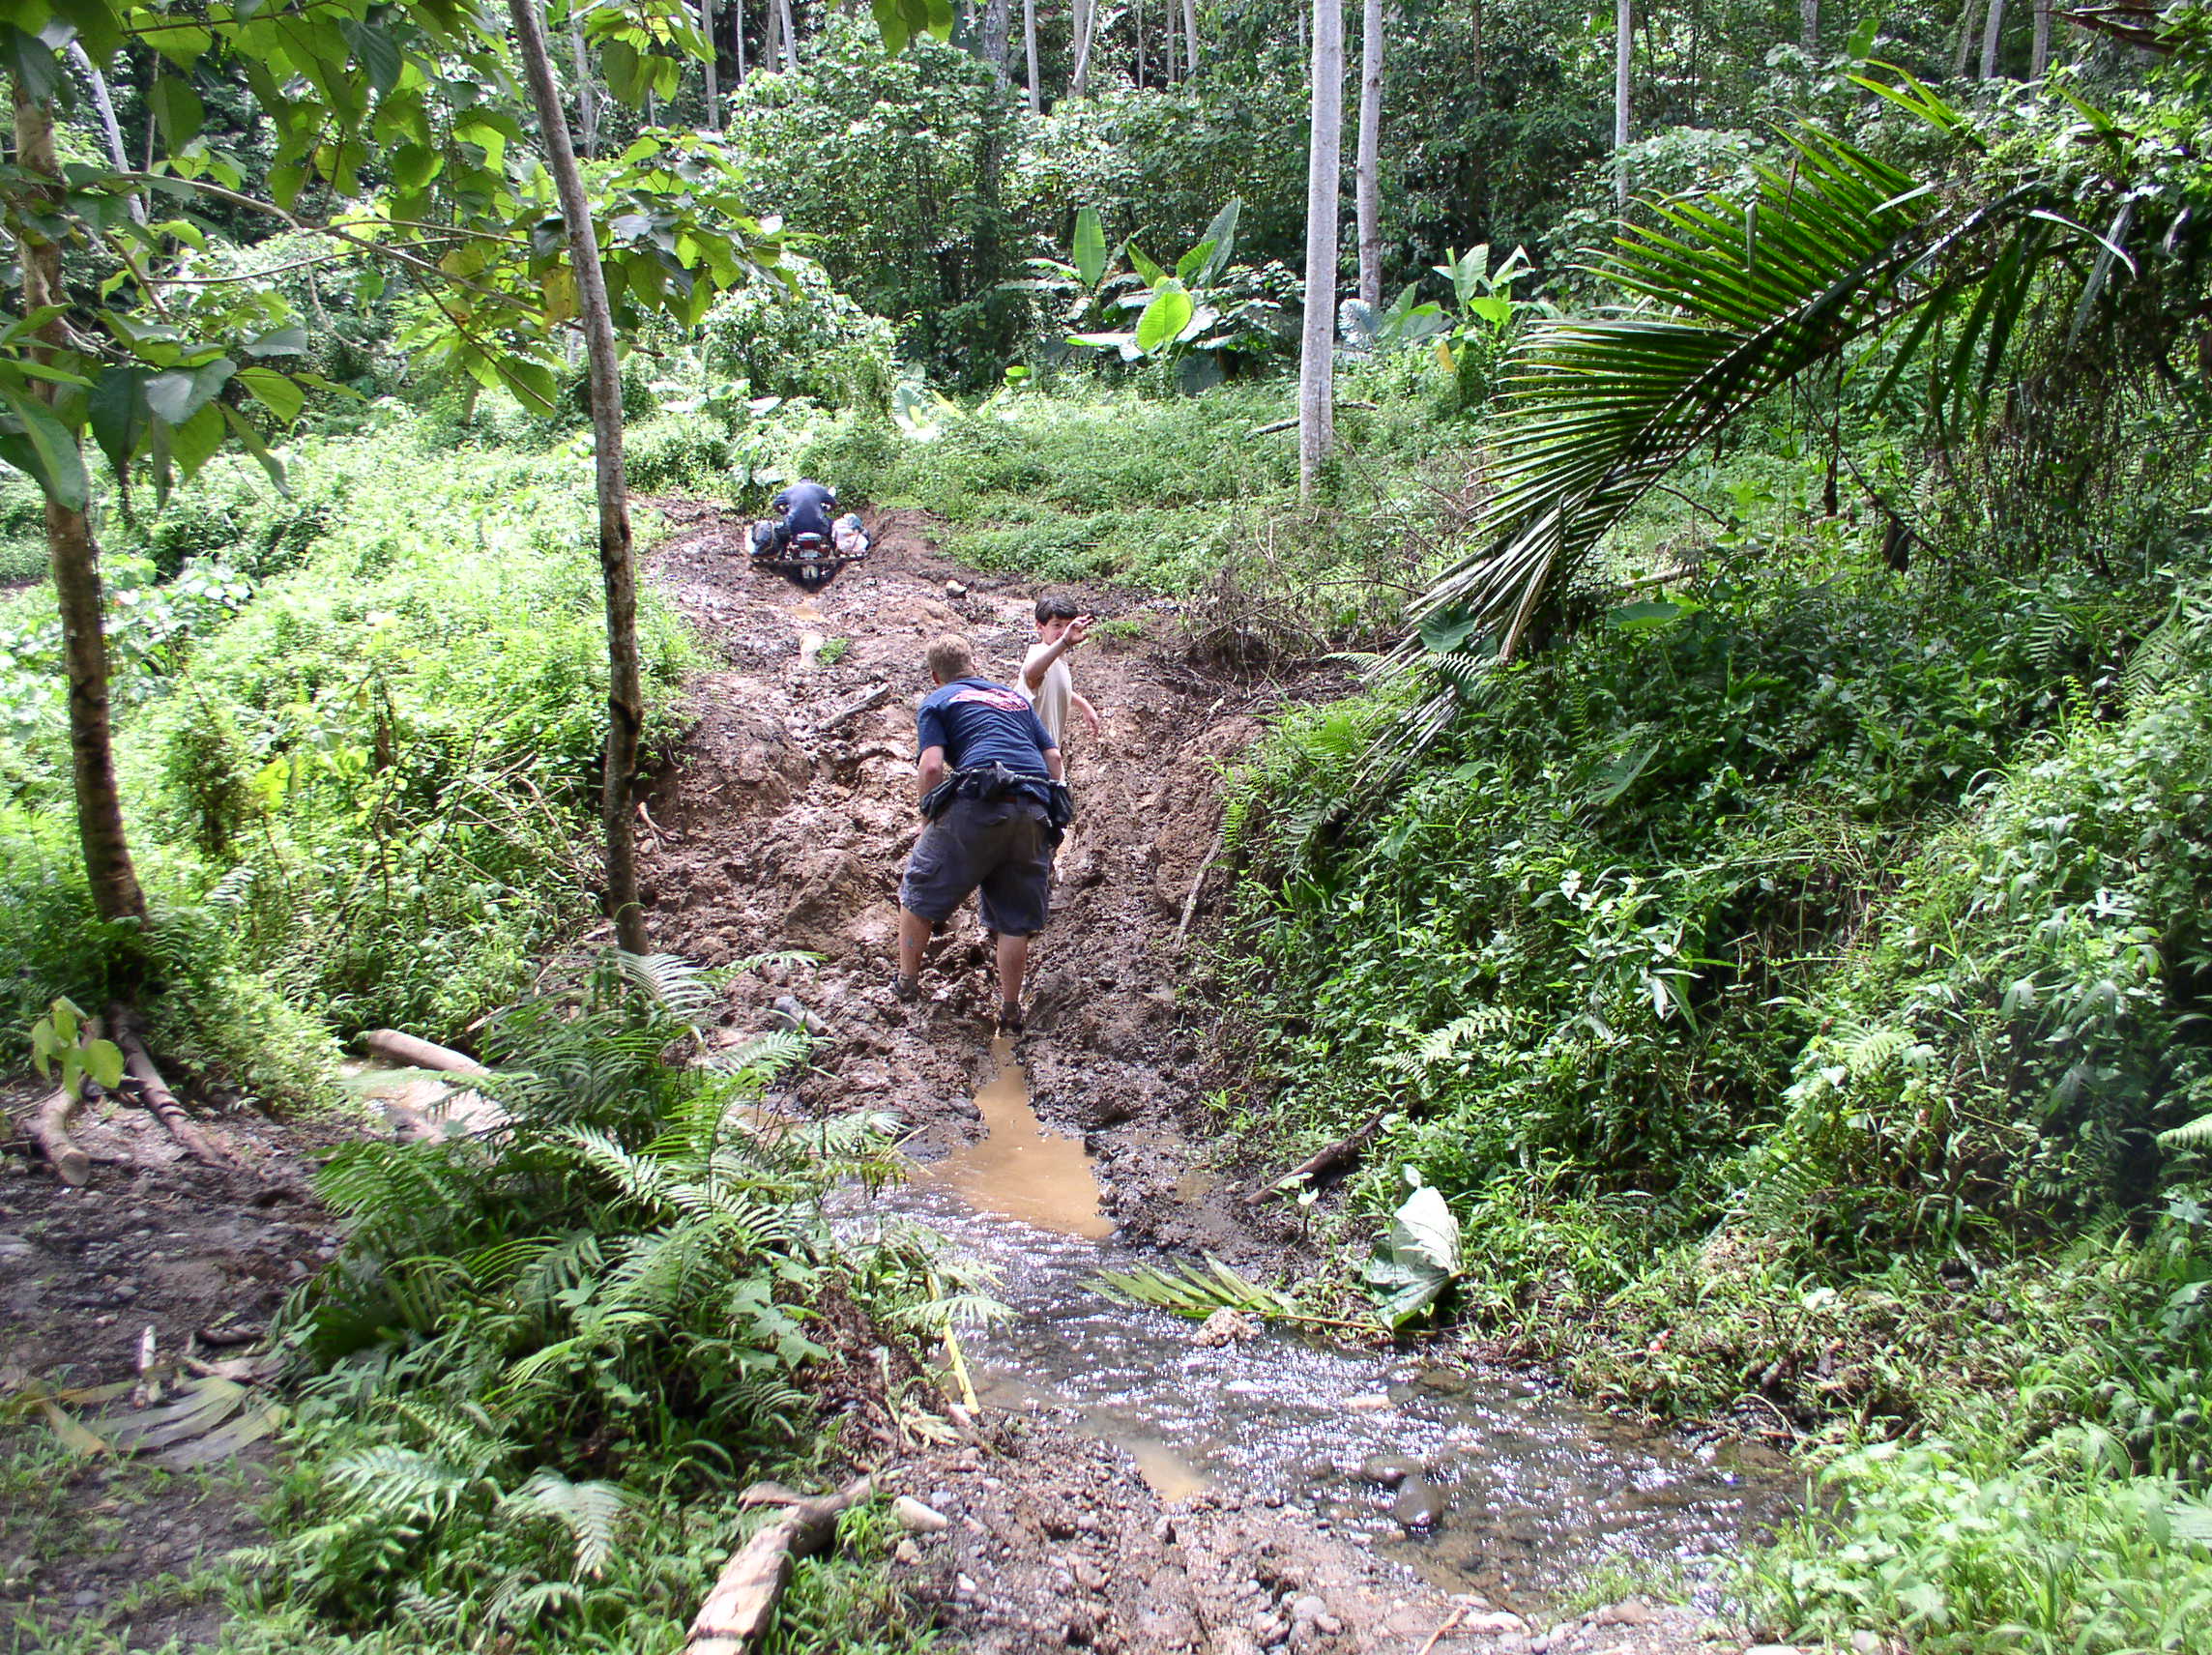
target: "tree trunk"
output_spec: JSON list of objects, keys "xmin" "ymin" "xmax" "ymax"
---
[
  {"xmin": 1353, "ymin": 0, "xmax": 1382, "ymax": 309},
  {"xmin": 506, "ymin": 0, "xmax": 651, "ymax": 956},
  {"xmin": 735, "ymin": 0, "xmax": 746, "ymax": 84},
  {"xmin": 1071, "ymin": 0, "xmax": 1094, "ymax": 95},
  {"xmin": 1182, "ymin": 0, "xmax": 1199, "ymax": 75},
  {"xmin": 1470, "ymin": 0, "xmax": 1483, "ymax": 84},
  {"xmin": 1136, "ymin": 0, "xmax": 1146, "ymax": 88},
  {"xmin": 1952, "ymin": 0, "xmax": 1978, "ymax": 73},
  {"xmin": 1297, "ymin": 0, "xmax": 1344, "ymax": 499},
  {"xmin": 700, "ymin": 0, "xmax": 719, "ymax": 127},
  {"xmin": 1024, "ymin": 0, "xmax": 1040, "ymax": 109},
  {"xmin": 67, "ymin": 44, "xmax": 145, "ymax": 225},
  {"xmin": 982, "ymin": 0, "xmax": 1011, "ymax": 75},
  {"xmin": 777, "ymin": 0, "xmax": 800, "ymax": 73},
  {"xmin": 571, "ymin": 24, "xmax": 598, "ymax": 156},
  {"xmin": 1799, "ymin": 0, "xmax": 1818, "ymax": 53},
  {"xmin": 765, "ymin": 0, "xmax": 780, "ymax": 71},
  {"xmin": 1980, "ymin": 0, "xmax": 2005, "ymax": 77},
  {"xmin": 14, "ymin": 85, "xmax": 147, "ymax": 927},
  {"xmin": 2031, "ymin": 0, "xmax": 2052, "ymax": 76},
  {"xmin": 1614, "ymin": 0, "xmax": 1632, "ymax": 209}
]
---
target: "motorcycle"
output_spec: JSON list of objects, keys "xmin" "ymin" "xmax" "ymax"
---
[{"xmin": 750, "ymin": 512, "xmax": 870, "ymax": 588}]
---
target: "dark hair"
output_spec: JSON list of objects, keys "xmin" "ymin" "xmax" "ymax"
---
[{"xmin": 1035, "ymin": 594, "xmax": 1082, "ymax": 624}]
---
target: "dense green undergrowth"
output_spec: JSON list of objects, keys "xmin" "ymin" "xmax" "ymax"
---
[
  {"xmin": 1221, "ymin": 484, "xmax": 2212, "ymax": 1644},
  {"xmin": 0, "ymin": 408, "xmax": 698, "ymax": 1104}
]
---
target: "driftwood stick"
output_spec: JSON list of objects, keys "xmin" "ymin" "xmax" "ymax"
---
[
  {"xmin": 819, "ymin": 682, "xmax": 891, "ymax": 733},
  {"xmin": 1173, "ymin": 823, "xmax": 1229, "ymax": 951},
  {"xmin": 362, "ymin": 1029, "xmax": 486, "ymax": 1075},
  {"xmin": 111, "ymin": 1011, "xmax": 228, "ymax": 1170},
  {"xmin": 686, "ymin": 1475, "xmax": 872, "ymax": 1655},
  {"xmin": 1244, "ymin": 1106, "xmax": 1391, "ymax": 1206},
  {"xmin": 26, "ymin": 1079, "xmax": 92, "ymax": 1185}
]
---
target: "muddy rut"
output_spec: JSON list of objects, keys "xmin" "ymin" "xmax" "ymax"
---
[{"xmin": 638, "ymin": 506, "xmax": 1763, "ymax": 1655}]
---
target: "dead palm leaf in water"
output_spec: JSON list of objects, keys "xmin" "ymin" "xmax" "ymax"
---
[{"xmin": 1094, "ymin": 1255, "xmax": 1296, "ymax": 1321}]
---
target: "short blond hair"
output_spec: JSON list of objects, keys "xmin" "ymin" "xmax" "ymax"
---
[{"xmin": 925, "ymin": 633, "xmax": 976, "ymax": 682}]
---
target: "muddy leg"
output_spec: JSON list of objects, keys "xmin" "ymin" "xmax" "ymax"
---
[
  {"xmin": 896, "ymin": 907, "xmax": 934, "ymax": 984},
  {"xmin": 996, "ymin": 931, "xmax": 1032, "ymax": 1014}
]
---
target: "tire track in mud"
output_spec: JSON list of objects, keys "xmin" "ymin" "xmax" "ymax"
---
[{"xmin": 634, "ymin": 503, "xmax": 1737, "ymax": 1655}]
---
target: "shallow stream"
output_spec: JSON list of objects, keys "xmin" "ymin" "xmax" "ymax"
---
[{"xmin": 878, "ymin": 1037, "xmax": 1797, "ymax": 1610}]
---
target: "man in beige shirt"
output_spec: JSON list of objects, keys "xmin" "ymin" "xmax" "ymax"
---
[{"xmin": 1019, "ymin": 595, "xmax": 1102, "ymax": 748}]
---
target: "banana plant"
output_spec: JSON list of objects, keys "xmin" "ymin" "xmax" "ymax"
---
[{"xmin": 1065, "ymin": 197, "xmax": 1248, "ymax": 382}]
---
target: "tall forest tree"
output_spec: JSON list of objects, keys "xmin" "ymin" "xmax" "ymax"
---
[
  {"xmin": 1354, "ymin": 0, "xmax": 1383, "ymax": 308},
  {"xmin": 1072, "ymin": 0, "xmax": 1095, "ymax": 94},
  {"xmin": 1025, "ymin": 0, "xmax": 1041, "ymax": 108},
  {"xmin": 1299, "ymin": 0, "xmax": 1345, "ymax": 495},
  {"xmin": 1615, "ymin": 0, "xmax": 1633, "ymax": 207}
]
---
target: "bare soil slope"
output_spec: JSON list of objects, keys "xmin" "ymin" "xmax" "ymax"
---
[{"xmin": 640, "ymin": 502, "xmax": 1302, "ymax": 1261}]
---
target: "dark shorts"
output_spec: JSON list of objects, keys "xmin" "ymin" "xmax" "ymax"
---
[{"xmin": 899, "ymin": 794, "xmax": 1054, "ymax": 937}]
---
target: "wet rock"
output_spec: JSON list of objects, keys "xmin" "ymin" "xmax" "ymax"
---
[
  {"xmin": 894, "ymin": 1495, "xmax": 949, "ymax": 1533},
  {"xmin": 766, "ymin": 995, "xmax": 830, "ymax": 1037},
  {"xmin": 1192, "ymin": 1307, "xmax": 1261, "ymax": 1347},
  {"xmin": 1342, "ymin": 1392, "xmax": 1393, "ymax": 1411},
  {"xmin": 892, "ymin": 1537, "xmax": 923, "ymax": 1565},
  {"xmin": 1357, "ymin": 1454, "xmax": 1421, "ymax": 1488},
  {"xmin": 1414, "ymin": 1365, "xmax": 1470, "ymax": 1394},
  {"xmin": 1391, "ymin": 1474, "xmax": 1448, "ymax": 1529},
  {"xmin": 1461, "ymin": 1611, "xmax": 1528, "ymax": 1635},
  {"xmin": 946, "ymin": 581, "xmax": 968, "ymax": 599},
  {"xmin": 1592, "ymin": 1600, "xmax": 1654, "ymax": 1627}
]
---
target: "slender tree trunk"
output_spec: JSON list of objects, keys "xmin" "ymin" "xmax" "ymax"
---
[
  {"xmin": 765, "ymin": 0, "xmax": 781, "ymax": 71},
  {"xmin": 1024, "ymin": 0, "xmax": 1040, "ymax": 109},
  {"xmin": 1470, "ymin": 0, "xmax": 1483, "ymax": 84},
  {"xmin": 1071, "ymin": 0, "xmax": 1094, "ymax": 95},
  {"xmin": 700, "ymin": 0, "xmax": 719, "ymax": 127},
  {"xmin": 1952, "ymin": 0, "xmax": 1978, "ymax": 73},
  {"xmin": 571, "ymin": 24, "xmax": 598, "ymax": 155},
  {"xmin": 1136, "ymin": 0, "xmax": 1146, "ymax": 88},
  {"xmin": 735, "ymin": 0, "xmax": 746, "ymax": 83},
  {"xmin": 982, "ymin": 0, "xmax": 1011, "ymax": 75},
  {"xmin": 1980, "ymin": 0, "xmax": 2005, "ymax": 77},
  {"xmin": 1298, "ymin": 0, "xmax": 1344, "ymax": 498},
  {"xmin": 13, "ymin": 85, "xmax": 145, "ymax": 925},
  {"xmin": 1614, "ymin": 0, "xmax": 1632, "ymax": 208},
  {"xmin": 1182, "ymin": 0, "xmax": 1199, "ymax": 75},
  {"xmin": 67, "ymin": 45, "xmax": 145, "ymax": 225},
  {"xmin": 1799, "ymin": 0, "xmax": 1818, "ymax": 53},
  {"xmin": 505, "ymin": 0, "xmax": 650, "ymax": 955},
  {"xmin": 780, "ymin": 0, "xmax": 800, "ymax": 73},
  {"xmin": 1354, "ymin": 0, "xmax": 1382, "ymax": 308},
  {"xmin": 2031, "ymin": 0, "xmax": 2052, "ymax": 75}
]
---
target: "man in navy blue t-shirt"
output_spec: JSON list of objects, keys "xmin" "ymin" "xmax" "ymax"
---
[
  {"xmin": 894, "ymin": 633, "xmax": 1063, "ymax": 1033},
  {"xmin": 753, "ymin": 478, "xmax": 836, "ymax": 557}
]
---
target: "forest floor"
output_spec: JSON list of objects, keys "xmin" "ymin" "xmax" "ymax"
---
[{"xmin": 0, "ymin": 508, "xmax": 1761, "ymax": 1655}]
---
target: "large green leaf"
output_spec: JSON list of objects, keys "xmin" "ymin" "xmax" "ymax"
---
[
  {"xmin": 1195, "ymin": 197, "xmax": 1240, "ymax": 287},
  {"xmin": 1134, "ymin": 281, "xmax": 1194, "ymax": 355},
  {"xmin": 1362, "ymin": 1176, "xmax": 1461, "ymax": 1329},
  {"xmin": 0, "ymin": 385, "xmax": 89, "ymax": 509},
  {"xmin": 1072, "ymin": 207, "xmax": 1107, "ymax": 289}
]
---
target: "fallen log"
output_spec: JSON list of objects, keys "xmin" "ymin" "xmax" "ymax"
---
[
  {"xmin": 25, "ymin": 1078, "xmax": 92, "ymax": 1186},
  {"xmin": 686, "ymin": 1475, "xmax": 872, "ymax": 1655},
  {"xmin": 362, "ymin": 1029, "xmax": 486, "ymax": 1075},
  {"xmin": 111, "ymin": 1010, "xmax": 229, "ymax": 1171},
  {"xmin": 1244, "ymin": 1106, "xmax": 1390, "ymax": 1206}
]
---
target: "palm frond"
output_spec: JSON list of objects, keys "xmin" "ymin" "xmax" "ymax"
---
[
  {"xmin": 1384, "ymin": 102, "xmax": 2135, "ymax": 776},
  {"xmin": 1094, "ymin": 1255, "xmax": 1295, "ymax": 1321}
]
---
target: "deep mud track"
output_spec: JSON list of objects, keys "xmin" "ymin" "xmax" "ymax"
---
[{"xmin": 639, "ymin": 507, "xmax": 1744, "ymax": 1655}]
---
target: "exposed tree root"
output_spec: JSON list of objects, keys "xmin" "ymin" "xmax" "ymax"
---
[
  {"xmin": 111, "ymin": 1007, "xmax": 228, "ymax": 1170},
  {"xmin": 25, "ymin": 1078, "xmax": 92, "ymax": 1185},
  {"xmin": 685, "ymin": 1475, "xmax": 873, "ymax": 1655}
]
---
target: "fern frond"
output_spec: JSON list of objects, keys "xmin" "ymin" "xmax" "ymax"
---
[
  {"xmin": 2159, "ymin": 1112, "xmax": 2212, "ymax": 1149},
  {"xmin": 499, "ymin": 1470, "xmax": 631, "ymax": 1580}
]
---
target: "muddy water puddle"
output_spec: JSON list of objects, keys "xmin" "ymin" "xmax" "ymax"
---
[{"xmin": 875, "ymin": 1044, "xmax": 1796, "ymax": 1609}]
